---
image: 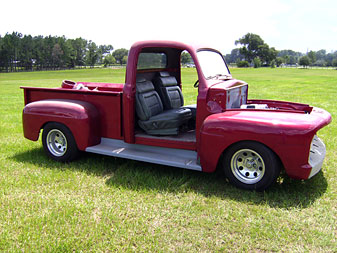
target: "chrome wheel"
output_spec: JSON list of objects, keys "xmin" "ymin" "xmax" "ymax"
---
[
  {"xmin": 46, "ymin": 129, "xmax": 67, "ymax": 157},
  {"xmin": 230, "ymin": 149, "xmax": 265, "ymax": 184}
]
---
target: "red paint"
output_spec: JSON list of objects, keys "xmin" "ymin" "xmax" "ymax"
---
[{"xmin": 21, "ymin": 40, "xmax": 332, "ymax": 181}]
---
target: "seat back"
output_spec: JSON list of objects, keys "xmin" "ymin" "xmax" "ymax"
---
[
  {"xmin": 135, "ymin": 77, "xmax": 163, "ymax": 121},
  {"xmin": 154, "ymin": 72, "xmax": 184, "ymax": 109}
]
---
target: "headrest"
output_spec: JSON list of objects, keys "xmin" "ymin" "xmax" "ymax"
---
[
  {"xmin": 136, "ymin": 76, "xmax": 147, "ymax": 83},
  {"xmin": 156, "ymin": 75, "xmax": 178, "ymax": 87},
  {"xmin": 136, "ymin": 79, "xmax": 155, "ymax": 93},
  {"xmin": 158, "ymin": 71, "xmax": 170, "ymax": 77}
]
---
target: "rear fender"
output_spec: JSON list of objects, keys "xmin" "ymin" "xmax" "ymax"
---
[{"xmin": 22, "ymin": 99, "xmax": 100, "ymax": 150}]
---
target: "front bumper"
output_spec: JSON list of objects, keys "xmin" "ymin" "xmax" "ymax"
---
[{"xmin": 308, "ymin": 135, "xmax": 326, "ymax": 178}]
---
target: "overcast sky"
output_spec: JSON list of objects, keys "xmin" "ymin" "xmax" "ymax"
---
[{"xmin": 1, "ymin": 0, "xmax": 336, "ymax": 54}]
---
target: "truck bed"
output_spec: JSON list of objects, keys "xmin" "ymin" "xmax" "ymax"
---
[{"xmin": 21, "ymin": 83, "xmax": 124, "ymax": 140}]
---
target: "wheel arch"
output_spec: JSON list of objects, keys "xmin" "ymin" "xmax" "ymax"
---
[
  {"xmin": 22, "ymin": 99, "xmax": 101, "ymax": 150},
  {"xmin": 220, "ymin": 140, "xmax": 282, "ymax": 190},
  {"xmin": 217, "ymin": 140, "xmax": 284, "ymax": 173},
  {"xmin": 42, "ymin": 122, "xmax": 80, "ymax": 162}
]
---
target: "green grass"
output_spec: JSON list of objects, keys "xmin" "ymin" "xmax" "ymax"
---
[{"xmin": 0, "ymin": 67, "xmax": 336, "ymax": 251}]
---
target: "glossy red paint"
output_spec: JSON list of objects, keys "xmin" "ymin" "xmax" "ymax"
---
[
  {"xmin": 21, "ymin": 40, "xmax": 332, "ymax": 183},
  {"xmin": 22, "ymin": 86, "xmax": 123, "ymax": 141},
  {"xmin": 135, "ymin": 135, "xmax": 196, "ymax": 151},
  {"xmin": 199, "ymin": 105, "xmax": 331, "ymax": 178},
  {"xmin": 23, "ymin": 99, "xmax": 100, "ymax": 150},
  {"xmin": 122, "ymin": 40, "xmax": 215, "ymax": 145}
]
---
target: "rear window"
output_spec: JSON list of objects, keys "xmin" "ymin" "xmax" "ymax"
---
[{"xmin": 137, "ymin": 53, "xmax": 167, "ymax": 70}]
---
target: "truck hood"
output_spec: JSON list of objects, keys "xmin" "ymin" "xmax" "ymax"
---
[{"xmin": 205, "ymin": 107, "xmax": 331, "ymax": 136}]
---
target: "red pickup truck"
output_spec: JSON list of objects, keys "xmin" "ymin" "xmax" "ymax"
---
[{"xmin": 21, "ymin": 40, "xmax": 331, "ymax": 191}]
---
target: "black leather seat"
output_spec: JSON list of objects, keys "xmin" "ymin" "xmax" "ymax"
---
[
  {"xmin": 154, "ymin": 72, "xmax": 197, "ymax": 119},
  {"xmin": 135, "ymin": 77, "xmax": 192, "ymax": 135}
]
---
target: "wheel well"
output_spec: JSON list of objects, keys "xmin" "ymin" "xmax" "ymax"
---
[
  {"xmin": 216, "ymin": 140, "xmax": 284, "ymax": 173},
  {"xmin": 40, "ymin": 121, "xmax": 73, "ymax": 138}
]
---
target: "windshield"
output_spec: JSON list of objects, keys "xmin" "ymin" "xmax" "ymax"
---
[{"xmin": 197, "ymin": 50, "xmax": 230, "ymax": 79}]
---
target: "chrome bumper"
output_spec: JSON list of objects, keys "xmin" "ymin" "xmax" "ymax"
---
[{"xmin": 308, "ymin": 135, "xmax": 326, "ymax": 178}]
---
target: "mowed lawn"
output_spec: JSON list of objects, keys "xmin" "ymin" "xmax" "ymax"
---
[{"xmin": 0, "ymin": 67, "xmax": 336, "ymax": 251}]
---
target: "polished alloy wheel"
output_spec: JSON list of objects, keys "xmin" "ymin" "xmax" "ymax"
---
[
  {"xmin": 46, "ymin": 129, "xmax": 67, "ymax": 157},
  {"xmin": 230, "ymin": 148, "xmax": 265, "ymax": 184}
]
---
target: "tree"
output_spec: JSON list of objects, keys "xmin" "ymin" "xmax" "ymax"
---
[
  {"xmin": 277, "ymin": 49, "xmax": 302, "ymax": 65},
  {"xmin": 253, "ymin": 57, "xmax": 261, "ymax": 68},
  {"xmin": 237, "ymin": 60, "xmax": 249, "ymax": 67},
  {"xmin": 181, "ymin": 52, "xmax": 192, "ymax": 65},
  {"xmin": 275, "ymin": 57, "xmax": 283, "ymax": 67},
  {"xmin": 0, "ymin": 32, "xmax": 115, "ymax": 72},
  {"xmin": 51, "ymin": 43, "xmax": 64, "ymax": 68},
  {"xmin": 122, "ymin": 55, "xmax": 128, "ymax": 65},
  {"xmin": 307, "ymin": 51, "xmax": 316, "ymax": 66},
  {"xmin": 86, "ymin": 41, "xmax": 99, "ymax": 67},
  {"xmin": 112, "ymin": 48, "xmax": 128, "ymax": 65},
  {"xmin": 103, "ymin": 54, "xmax": 116, "ymax": 67},
  {"xmin": 299, "ymin": 56, "xmax": 310, "ymax": 68},
  {"xmin": 98, "ymin": 45, "xmax": 113, "ymax": 64},
  {"xmin": 235, "ymin": 33, "xmax": 265, "ymax": 63},
  {"xmin": 225, "ymin": 48, "xmax": 244, "ymax": 64},
  {"xmin": 20, "ymin": 35, "xmax": 34, "ymax": 70},
  {"xmin": 69, "ymin": 38, "xmax": 87, "ymax": 67},
  {"xmin": 1, "ymin": 32, "xmax": 22, "ymax": 71},
  {"xmin": 332, "ymin": 58, "xmax": 337, "ymax": 67},
  {"xmin": 258, "ymin": 44, "xmax": 277, "ymax": 65},
  {"xmin": 235, "ymin": 33, "xmax": 277, "ymax": 65}
]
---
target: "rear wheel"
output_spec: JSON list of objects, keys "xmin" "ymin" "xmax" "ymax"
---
[
  {"xmin": 223, "ymin": 141, "xmax": 280, "ymax": 191},
  {"xmin": 42, "ymin": 122, "xmax": 79, "ymax": 162}
]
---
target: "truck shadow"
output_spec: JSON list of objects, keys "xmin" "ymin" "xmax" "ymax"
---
[{"xmin": 12, "ymin": 148, "xmax": 328, "ymax": 209}]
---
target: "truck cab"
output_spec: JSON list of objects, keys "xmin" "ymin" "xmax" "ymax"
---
[{"xmin": 21, "ymin": 40, "xmax": 331, "ymax": 191}]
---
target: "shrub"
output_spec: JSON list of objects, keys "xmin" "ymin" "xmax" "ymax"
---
[
  {"xmin": 253, "ymin": 57, "xmax": 261, "ymax": 68},
  {"xmin": 237, "ymin": 60, "xmax": 249, "ymax": 68}
]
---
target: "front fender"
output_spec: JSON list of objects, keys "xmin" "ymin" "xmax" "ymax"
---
[
  {"xmin": 199, "ymin": 108, "xmax": 331, "ymax": 179},
  {"xmin": 23, "ymin": 99, "xmax": 100, "ymax": 150}
]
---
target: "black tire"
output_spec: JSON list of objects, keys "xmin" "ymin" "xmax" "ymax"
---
[
  {"xmin": 42, "ymin": 122, "xmax": 79, "ymax": 162},
  {"xmin": 223, "ymin": 141, "xmax": 280, "ymax": 191}
]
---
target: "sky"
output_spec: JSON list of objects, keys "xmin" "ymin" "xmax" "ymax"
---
[{"xmin": 1, "ymin": 0, "xmax": 337, "ymax": 54}]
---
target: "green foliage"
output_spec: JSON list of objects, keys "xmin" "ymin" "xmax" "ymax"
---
[
  {"xmin": 235, "ymin": 33, "xmax": 278, "ymax": 66},
  {"xmin": 307, "ymin": 50, "xmax": 316, "ymax": 65},
  {"xmin": 299, "ymin": 56, "xmax": 311, "ymax": 68},
  {"xmin": 225, "ymin": 48, "xmax": 244, "ymax": 64},
  {"xmin": 86, "ymin": 41, "xmax": 99, "ymax": 68},
  {"xmin": 181, "ymin": 52, "xmax": 192, "ymax": 65},
  {"xmin": 237, "ymin": 60, "xmax": 249, "ymax": 68},
  {"xmin": 112, "ymin": 48, "xmax": 129, "ymax": 65},
  {"xmin": 0, "ymin": 68, "xmax": 336, "ymax": 251},
  {"xmin": 275, "ymin": 57, "xmax": 283, "ymax": 67},
  {"xmin": 253, "ymin": 57, "xmax": 261, "ymax": 68},
  {"xmin": 0, "ymin": 32, "xmax": 114, "ymax": 71},
  {"xmin": 103, "ymin": 54, "xmax": 116, "ymax": 67},
  {"xmin": 332, "ymin": 58, "xmax": 337, "ymax": 67},
  {"xmin": 235, "ymin": 33, "xmax": 265, "ymax": 63}
]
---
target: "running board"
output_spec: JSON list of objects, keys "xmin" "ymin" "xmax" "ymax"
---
[{"xmin": 85, "ymin": 138, "xmax": 202, "ymax": 171}]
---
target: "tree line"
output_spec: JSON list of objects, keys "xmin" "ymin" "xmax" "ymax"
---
[
  {"xmin": 1, "ymin": 32, "xmax": 337, "ymax": 72},
  {"xmin": 0, "ymin": 32, "xmax": 129, "ymax": 72},
  {"xmin": 225, "ymin": 33, "xmax": 337, "ymax": 68}
]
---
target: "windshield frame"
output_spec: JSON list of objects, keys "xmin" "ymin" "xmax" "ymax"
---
[{"xmin": 196, "ymin": 49, "xmax": 231, "ymax": 80}]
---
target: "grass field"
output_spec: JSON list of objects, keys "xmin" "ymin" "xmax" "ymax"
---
[{"xmin": 0, "ymin": 67, "xmax": 336, "ymax": 251}]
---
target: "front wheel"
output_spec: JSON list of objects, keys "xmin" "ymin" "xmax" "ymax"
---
[
  {"xmin": 223, "ymin": 141, "xmax": 280, "ymax": 191},
  {"xmin": 42, "ymin": 122, "xmax": 79, "ymax": 162}
]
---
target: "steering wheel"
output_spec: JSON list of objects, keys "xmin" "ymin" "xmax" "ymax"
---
[{"xmin": 193, "ymin": 80, "xmax": 199, "ymax": 88}]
